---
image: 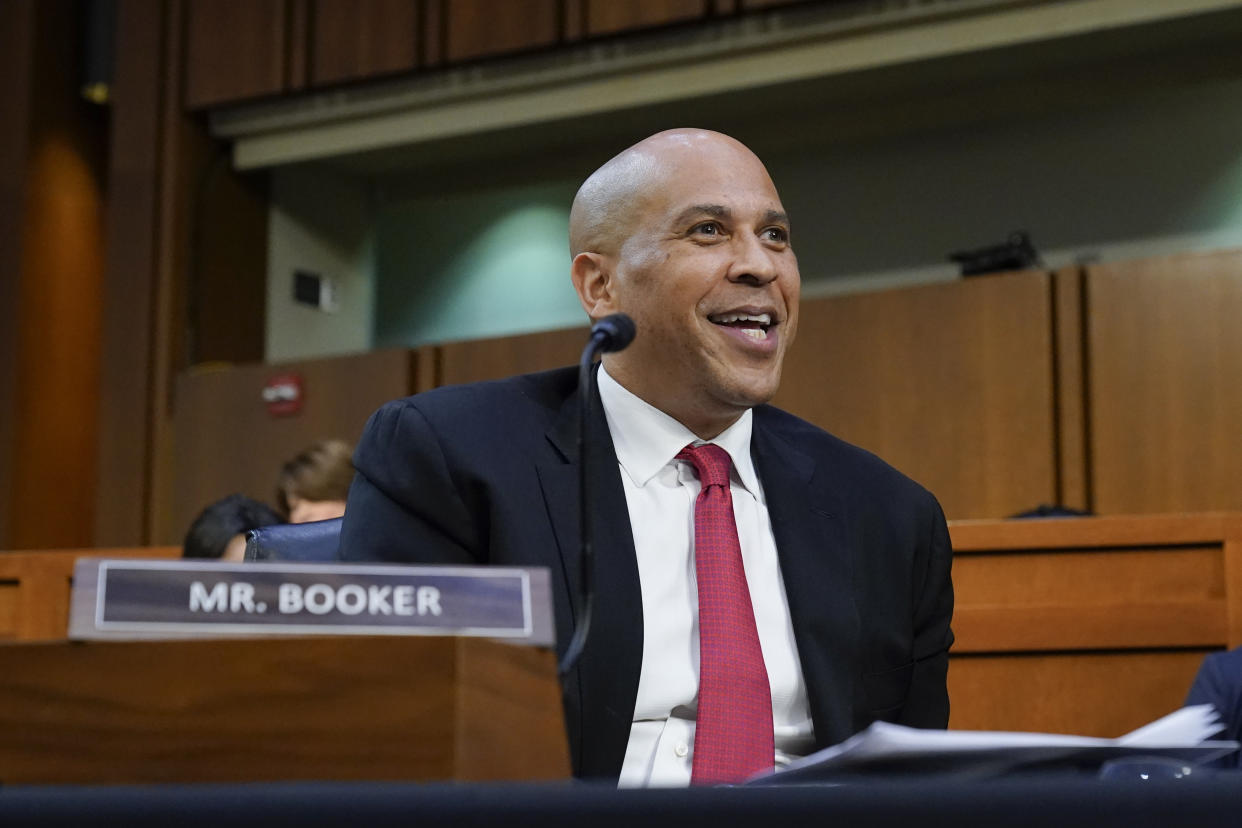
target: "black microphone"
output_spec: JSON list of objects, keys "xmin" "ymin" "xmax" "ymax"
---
[
  {"xmin": 558, "ymin": 313, "xmax": 635, "ymax": 678},
  {"xmin": 589, "ymin": 313, "xmax": 636, "ymax": 353}
]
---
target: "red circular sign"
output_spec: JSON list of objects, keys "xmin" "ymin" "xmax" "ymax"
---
[{"xmin": 262, "ymin": 373, "xmax": 303, "ymax": 417}]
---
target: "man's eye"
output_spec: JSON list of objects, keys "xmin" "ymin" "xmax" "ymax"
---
[
  {"xmin": 691, "ymin": 222, "xmax": 722, "ymax": 236},
  {"xmin": 762, "ymin": 226, "xmax": 790, "ymax": 243}
]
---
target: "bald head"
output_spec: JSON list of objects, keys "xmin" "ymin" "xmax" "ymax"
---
[{"xmin": 569, "ymin": 129, "xmax": 769, "ymax": 257}]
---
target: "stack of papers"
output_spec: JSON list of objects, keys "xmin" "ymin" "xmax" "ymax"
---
[{"xmin": 750, "ymin": 705, "xmax": 1239, "ymax": 783}]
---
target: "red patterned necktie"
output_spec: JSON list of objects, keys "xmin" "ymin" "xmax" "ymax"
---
[{"xmin": 677, "ymin": 442, "xmax": 774, "ymax": 785}]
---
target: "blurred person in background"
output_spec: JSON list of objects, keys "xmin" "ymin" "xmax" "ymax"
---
[
  {"xmin": 277, "ymin": 439, "xmax": 354, "ymax": 523},
  {"xmin": 183, "ymin": 494, "xmax": 282, "ymax": 562}
]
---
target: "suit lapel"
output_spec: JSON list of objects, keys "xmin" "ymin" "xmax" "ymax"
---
[
  {"xmin": 752, "ymin": 412, "xmax": 861, "ymax": 748},
  {"xmin": 537, "ymin": 372, "xmax": 643, "ymax": 778}
]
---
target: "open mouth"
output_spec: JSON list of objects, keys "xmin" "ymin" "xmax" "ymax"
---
[{"xmin": 708, "ymin": 311, "xmax": 774, "ymax": 341}]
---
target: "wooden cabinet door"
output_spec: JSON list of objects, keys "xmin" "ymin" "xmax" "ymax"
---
[
  {"xmin": 584, "ymin": 0, "xmax": 707, "ymax": 36},
  {"xmin": 184, "ymin": 0, "xmax": 289, "ymax": 109},
  {"xmin": 773, "ymin": 272, "xmax": 1059, "ymax": 520},
  {"xmin": 443, "ymin": 0, "xmax": 560, "ymax": 63},
  {"xmin": 1087, "ymin": 249, "xmax": 1242, "ymax": 514},
  {"xmin": 310, "ymin": 0, "xmax": 421, "ymax": 86}
]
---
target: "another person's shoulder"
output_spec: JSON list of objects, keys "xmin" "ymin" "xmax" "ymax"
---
[
  {"xmin": 1198, "ymin": 647, "xmax": 1242, "ymax": 686},
  {"xmin": 754, "ymin": 404, "xmax": 935, "ymax": 505}
]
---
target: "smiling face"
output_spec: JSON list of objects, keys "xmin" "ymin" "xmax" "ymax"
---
[{"xmin": 571, "ymin": 131, "xmax": 800, "ymax": 438}]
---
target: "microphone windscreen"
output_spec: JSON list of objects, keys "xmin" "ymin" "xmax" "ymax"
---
[{"xmin": 591, "ymin": 313, "xmax": 636, "ymax": 352}]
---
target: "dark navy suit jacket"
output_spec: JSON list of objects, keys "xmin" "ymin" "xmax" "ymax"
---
[
  {"xmin": 1186, "ymin": 647, "xmax": 1242, "ymax": 768},
  {"xmin": 339, "ymin": 366, "xmax": 955, "ymax": 779}
]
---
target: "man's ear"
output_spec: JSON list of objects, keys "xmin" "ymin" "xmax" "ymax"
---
[{"xmin": 571, "ymin": 252, "xmax": 621, "ymax": 319}]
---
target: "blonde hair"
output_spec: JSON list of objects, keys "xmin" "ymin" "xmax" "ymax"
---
[{"xmin": 276, "ymin": 439, "xmax": 354, "ymax": 516}]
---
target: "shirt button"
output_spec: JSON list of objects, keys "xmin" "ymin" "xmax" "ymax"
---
[{"xmin": 674, "ymin": 743, "xmax": 689, "ymax": 758}]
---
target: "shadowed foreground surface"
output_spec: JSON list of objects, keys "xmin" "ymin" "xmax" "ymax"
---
[{"xmin": 3, "ymin": 776, "xmax": 1242, "ymax": 828}]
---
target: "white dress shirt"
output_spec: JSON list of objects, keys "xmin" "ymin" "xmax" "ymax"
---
[{"xmin": 597, "ymin": 365, "xmax": 816, "ymax": 788}]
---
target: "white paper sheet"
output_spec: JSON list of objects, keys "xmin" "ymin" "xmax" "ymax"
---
[{"xmin": 748, "ymin": 705, "xmax": 1238, "ymax": 783}]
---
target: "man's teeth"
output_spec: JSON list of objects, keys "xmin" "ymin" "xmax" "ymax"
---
[{"xmin": 711, "ymin": 312, "xmax": 772, "ymax": 326}]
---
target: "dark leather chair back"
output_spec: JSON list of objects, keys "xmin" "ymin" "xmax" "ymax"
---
[{"xmin": 244, "ymin": 517, "xmax": 343, "ymax": 562}]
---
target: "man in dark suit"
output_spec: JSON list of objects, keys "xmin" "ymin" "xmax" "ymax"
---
[
  {"xmin": 340, "ymin": 129, "xmax": 954, "ymax": 785},
  {"xmin": 1186, "ymin": 647, "xmax": 1242, "ymax": 768}
]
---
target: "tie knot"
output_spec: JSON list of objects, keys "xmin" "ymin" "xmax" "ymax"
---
[{"xmin": 676, "ymin": 443, "xmax": 733, "ymax": 489}]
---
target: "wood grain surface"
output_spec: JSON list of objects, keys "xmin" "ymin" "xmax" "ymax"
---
[
  {"xmin": 1053, "ymin": 266, "xmax": 1088, "ymax": 511},
  {"xmin": 585, "ymin": 0, "xmax": 707, "ymax": 36},
  {"xmin": 183, "ymin": 0, "xmax": 288, "ymax": 108},
  {"xmin": 947, "ymin": 513, "xmax": 1242, "ymax": 735},
  {"xmin": 1087, "ymin": 249, "xmax": 1242, "ymax": 515},
  {"xmin": 0, "ymin": 548, "xmax": 179, "ymax": 641},
  {"xmin": 436, "ymin": 326, "xmax": 588, "ymax": 387},
  {"xmin": 310, "ymin": 0, "xmax": 421, "ymax": 85},
  {"xmin": 776, "ymin": 272, "xmax": 1058, "ymax": 520},
  {"xmin": 948, "ymin": 651, "xmax": 1209, "ymax": 737},
  {"xmin": 0, "ymin": 636, "xmax": 569, "ymax": 784},
  {"xmin": 443, "ymin": 0, "xmax": 560, "ymax": 63}
]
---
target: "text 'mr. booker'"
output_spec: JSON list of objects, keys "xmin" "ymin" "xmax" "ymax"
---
[{"xmin": 68, "ymin": 559, "xmax": 554, "ymax": 644}]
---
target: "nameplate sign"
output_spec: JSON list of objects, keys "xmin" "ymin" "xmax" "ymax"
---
[{"xmin": 68, "ymin": 559, "xmax": 554, "ymax": 646}]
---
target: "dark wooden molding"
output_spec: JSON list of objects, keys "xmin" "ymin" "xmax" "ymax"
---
[
  {"xmin": 0, "ymin": 0, "xmax": 36, "ymax": 548},
  {"xmin": 1052, "ymin": 265, "xmax": 1089, "ymax": 512},
  {"xmin": 4, "ymin": 0, "xmax": 108, "ymax": 549},
  {"xmin": 183, "ymin": 0, "xmax": 287, "ymax": 109},
  {"xmin": 95, "ymin": 0, "xmax": 168, "ymax": 546}
]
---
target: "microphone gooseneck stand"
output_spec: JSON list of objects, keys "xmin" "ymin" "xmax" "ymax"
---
[{"xmin": 558, "ymin": 313, "xmax": 636, "ymax": 679}]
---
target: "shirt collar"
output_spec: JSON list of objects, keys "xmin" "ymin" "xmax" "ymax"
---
[{"xmin": 597, "ymin": 363, "xmax": 760, "ymax": 497}]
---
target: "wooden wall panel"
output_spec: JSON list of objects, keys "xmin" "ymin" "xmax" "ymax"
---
[
  {"xmin": 188, "ymin": 159, "xmax": 268, "ymax": 365},
  {"xmin": 952, "ymin": 546, "xmax": 1226, "ymax": 652},
  {"xmin": 1053, "ymin": 266, "xmax": 1089, "ymax": 511},
  {"xmin": 947, "ymin": 513, "xmax": 1242, "ymax": 735},
  {"xmin": 1087, "ymin": 249, "xmax": 1242, "ymax": 515},
  {"xmin": 0, "ymin": 585, "xmax": 17, "ymax": 640},
  {"xmin": 286, "ymin": 0, "xmax": 310, "ymax": 91},
  {"xmin": 150, "ymin": 2, "xmax": 231, "ymax": 546},
  {"xmin": 563, "ymin": 0, "xmax": 585, "ymax": 40},
  {"xmin": 8, "ymin": 0, "xmax": 108, "ymax": 549},
  {"xmin": 310, "ymin": 0, "xmax": 420, "ymax": 86},
  {"xmin": 0, "ymin": 637, "xmax": 567, "ymax": 784},
  {"xmin": 774, "ymin": 272, "xmax": 1057, "ymax": 520},
  {"xmin": 948, "ymin": 651, "xmax": 1207, "ymax": 737},
  {"xmin": 0, "ymin": 0, "xmax": 35, "ymax": 548},
  {"xmin": 0, "ymin": 547, "xmax": 178, "ymax": 641},
  {"xmin": 104, "ymin": 0, "xmax": 215, "ymax": 548},
  {"xmin": 437, "ymin": 327, "xmax": 589, "ymax": 387},
  {"xmin": 95, "ymin": 0, "xmax": 168, "ymax": 546},
  {"xmin": 585, "ymin": 0, "xmax": 707, "ymax": 36},
  {"xmin": 183, "ymin": 0, "xmax": 288, "ymax": 109},
  {"xmin": 421, "ymin": 0, "xmax": 444, "ymax": 65},
  {"xmin": 443, "ymin": 0, "xmax": 560, "ymax": 63},
  {"xmin": 954, "ymin": 545, "xmax": 1223, "ymax": 609},
  {"xmin": 162, "ymin": 350, "xmax": 416, "ymax": 544}
]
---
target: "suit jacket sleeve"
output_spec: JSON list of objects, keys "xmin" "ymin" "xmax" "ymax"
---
[
  {"xmin": 339, "ymin": 397, "xmax": 480, "ymax": 565},
  {"xmin": 1185, "ymin": 651, "xmax": 1241, "ymax": 768},
  {"xmin": 900, "ymin": 491, "xmax": 954, "ymax": 728}
]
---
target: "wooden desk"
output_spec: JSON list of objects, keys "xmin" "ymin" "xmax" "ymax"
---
[
  {"xmin": 7, "ymin": 515, "xmax": 1242, "ymax": 741},
  {"xmin": 948, "ymin": 513, "xmax": 1242, "ymax": 735},
  {"xmin": 0, "ymin": 547, "xmax": 179, "ymax": 641},
  {"xmin": 0, "ymin": 548, "xmax": 570, "ymax": 784},
  {"xmin": 0, "ymin": 636, "xmax": 569, "ymax": 784}
]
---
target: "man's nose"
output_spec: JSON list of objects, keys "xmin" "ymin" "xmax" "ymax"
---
[{"xmin": 729, "ymin": 233, "xmax": 781, "ymax": 285}]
